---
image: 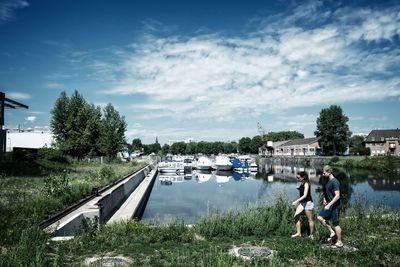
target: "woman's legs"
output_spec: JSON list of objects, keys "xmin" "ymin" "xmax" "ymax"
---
[
  {"xmin": 292, "ymin": 204, "xmax": 304, "ymax": 237},
  {"xmin": 305, "ymin": 210, "xmax": 314, "ymax": 236}
]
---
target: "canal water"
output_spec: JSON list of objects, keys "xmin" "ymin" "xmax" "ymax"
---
[{"xmin": 141, "ymin": 164, "xmax": 400, "ymax": 224}]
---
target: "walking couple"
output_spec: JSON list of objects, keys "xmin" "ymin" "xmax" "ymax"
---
[{"xmin": 291, "ymin": 165, "xmax": 343, "ymax": 248}]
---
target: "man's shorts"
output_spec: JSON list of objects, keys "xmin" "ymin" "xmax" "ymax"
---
[{"xmin": 319, "ymin": 205, "xmax": 341, "ymax": 225}]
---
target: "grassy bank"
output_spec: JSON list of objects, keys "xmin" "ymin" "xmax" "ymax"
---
[
  {"xmin": 0, "ymin": 159, "xmax": 147, "ymax": 247},
  {"xmin": 1, "ymin": 193, "xmax": 399, "ymax": 266},
  {"xmin": 330, "ymin": 155, "xmax": 400, "ymax": 173}
]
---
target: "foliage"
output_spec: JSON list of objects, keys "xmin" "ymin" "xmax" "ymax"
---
[
  {"xmin": 50, "ymin": 90, "xmax": 127, "ymax": 159},
  {"xmin": 143, "ymin": 142, "xmax": 162, "ymax": 154},
  {"xmin": 161, "ymin": 143, "xmax": 170, "ymax": 155},
  {"xmin": 315, "ymin": 105, "xmax": 352, "ymax": 155},
  {"xmin": 238, "ymin": 137, "xmax": 252, "ymax": 154},
  {"xmin": 43, "ymin": 172, "xmax": 71, "ymax": 197},
  {"xmin": 265, "ymin": 131, "xmax": 304, "ymax": 142},
  {"xmin": 38, "ymin": 147, "xmax": 70, "ymax": 163},
  {"xmin": 349, "ymin": 135, "xmax": 370, "ymax": 156},
  {"xmin": 131, "ymin": 138, "xmax": 143, "ymax": 151},
  {"xmin": 99, "ymin": 103, "xmax": 127, "ymax": 158},
  {"xmin": 250, "ymin": 135, "xmax": 263, "ymax": 154}
]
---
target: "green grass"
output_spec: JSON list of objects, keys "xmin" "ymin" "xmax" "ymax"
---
[
  {"xmin": 1, "ymin": 193, "xmax": 399, "ymax": 266},
  {"xmin": 331, "ymin": 155, "xmax": 400, "ymax": 173},
  {"xmin": 0, "ymin": 160, "xmax": 147, "ymax": 247}
]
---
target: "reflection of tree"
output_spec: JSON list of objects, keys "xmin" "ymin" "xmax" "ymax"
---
[{"xmin": 256, "ymin": 165, "xmax": 274, "ymax": 200}]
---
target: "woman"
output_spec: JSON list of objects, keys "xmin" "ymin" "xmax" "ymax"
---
[{"xmin": 291, "ymin": 171, "xmax": 315, "ymax": 239}]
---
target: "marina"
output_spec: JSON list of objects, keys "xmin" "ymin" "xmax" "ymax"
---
[{"xmin": 142, "ymin": 162, "xmax": 400, "ymax": 224}]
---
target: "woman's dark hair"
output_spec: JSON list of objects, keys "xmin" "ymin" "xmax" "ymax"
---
[{"xmin": 297, "ymin": 171, "xmax": 309, "ymax": 182}]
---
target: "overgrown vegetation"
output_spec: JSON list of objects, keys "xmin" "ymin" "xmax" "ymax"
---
[
  {"xmin": 0, "ymin": 152, "xmax": 146, "ymax": 247},
  {"xmin": 331, "ymin": 155, "xmax": 400, "ymax": 173},
  {"xmin": 1, "ymin": 193, "xmax": 398, "ymax": 266}
]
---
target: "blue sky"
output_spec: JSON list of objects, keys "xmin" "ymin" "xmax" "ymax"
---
[{"xmin": 1, "ymin": 0, "xmax": 399, "ymax": 144}]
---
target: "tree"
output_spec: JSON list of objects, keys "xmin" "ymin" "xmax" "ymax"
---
[
  {"xmin": 131, "ymin": 138, "xmax": 143, "ymax": 152},
  {"xmin": 161, "ymin": 144, "xmax": 170, "ymax": 155},
  {"xmin": 170, "ymin": 142, "xmax": 186, "ymax": 155},
  {"xmin": 238, "ymin": 137, "xmax": 252, "ymax": 154},
  {"xmin": 349, "ymin": 135, "xmax": 370, "ymax": 156},
  {"xmin": 250, "ymin": 136, "xmax": 263, "ymax": 154},
  {"xmin": 83, "ymin": 104, "xmax": 102, "ymax": 157},
  {"xmin": 265, "ymin": 131, "xmax": 304, "ymax": 142},
  {"xmin": 50, "ymin": 91, "xmax": 69, "ymax": 145},
  {"xmin": 315, "ymin": 105, "xmax": 352, "ymax": 155},
  {"xmin": 99, "ymin": 103, "xmax": 127, "ymax": 158},
  {"xmin": 63, "ymin": 90, "xmax": 90, "ymax": 158}
]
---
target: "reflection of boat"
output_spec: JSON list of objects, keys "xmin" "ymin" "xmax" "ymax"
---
[
  {"xmin": 195, "ymin": 156, "xmax": 213, "ymax": 170},
  {"xmin": 195, "ymin": 170, "xmax": 213, "ymax": 183},
  {"xmin": 159, "ymin": 175, "xmax": 184, "ymax": 185},
  {"xmin": 232, "ymin": 171, "xmax": 250, "ymax": 181},
  {"xmin": 214, "ymin": 170, "xmax": 232, "ymax": 184},
  {"xmin": 213, "ymin": 156, "xmax": 233, "ymax": 171},
  {"xmin": 158, "ymin": 162, "xmax": 184, "ymax": 173}
]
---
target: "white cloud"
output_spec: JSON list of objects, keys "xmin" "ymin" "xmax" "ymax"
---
[
  {"xmin": 63, "ymin": 2, "xmax": 399, "ymax": 142},
  {"xmin": 0, "ymin": 0, "xmax": 29, "ymax": 24},
  {"xmin": 46, "ymin": 82, "xmax": 64, "ymax": 89},
  {"xmin": 6, "ymin": 91, "xmax": 31, "ymax": 100},
  {"xmin": 25, "ymin": 116, "xmax": 36, "ymax": 123}
]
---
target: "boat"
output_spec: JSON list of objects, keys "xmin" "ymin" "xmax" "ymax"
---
[
  {"xmin": 194, "ymin": 156, "xmax": 213, "ymax": 170},
  {"xmin": 230, "ymin": 155, "xmax": 258, "ymax": 172},
  {"xmin": 158, "ymin": 161, "xmax": 184, "ymax": 174},
  {"xmin": 213, "ymin": 156, "xmax": 233, "ymax": 171}
]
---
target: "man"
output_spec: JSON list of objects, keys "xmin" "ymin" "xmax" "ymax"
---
[{"xmin": 317, "ymin": 165, "xmax": 343, "ymax": 248}]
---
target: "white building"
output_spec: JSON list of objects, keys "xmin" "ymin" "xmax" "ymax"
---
[{"xmin": 6, "ymin": 130, "xmax": 54, "ymax": 152}]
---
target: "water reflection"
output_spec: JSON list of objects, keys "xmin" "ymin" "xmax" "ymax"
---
[{"xmin": 141, "ymin": 162, "xmax": 400, "ymax": 224}]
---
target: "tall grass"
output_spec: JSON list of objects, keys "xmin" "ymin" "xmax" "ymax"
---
[{"xmin": 195, "ymin": 193, "xmax": 293, "ymax": 239}]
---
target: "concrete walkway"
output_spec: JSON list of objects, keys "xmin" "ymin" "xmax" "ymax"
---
[{"xmin": 108, "ymin": 168, "xmax": 157, "ymax": 223}]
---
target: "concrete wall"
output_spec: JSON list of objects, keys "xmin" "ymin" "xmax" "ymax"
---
[{"xmin": 97, "ymin": 166, "xmax": 150, "ymax": 224}]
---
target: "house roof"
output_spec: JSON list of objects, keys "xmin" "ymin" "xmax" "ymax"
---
[
  {"xmin": 364, "ymin": 129, "xmax": 400, "ymax": 142},
  {"xmin": 278, "ymin": 137, "xmax": 319, "ymax": 147}
]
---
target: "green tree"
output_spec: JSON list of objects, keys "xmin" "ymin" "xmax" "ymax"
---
[
  {"xmin": 349, "ymin": 135, "xmax": 370, "ymax": 156},
  {"xmin": 250, "ymin": 136, "xmax": 263, "ymax": 154},
  {"xmin": 265, "ymin": 131, "xmax": 304, "ymax": 142},
  {"xmin": 315, "ymin": 105, "xmax": 352, "ymax": 155},
  {"xmin": 50, "ymin": 91, "xmax": 69, "ymax": 145},
  {"xmin": 131, "ymin": 138, "xmax": 143, "ymax": 152},
  {"xmin": 83, "ymin": 104, "xmax": 102, "ymax": 157},
  {"xmin": 238, "ymin": 137, "xmax": 252, "ymax": 154},
  {"xmin": 161, "ymin": 144, "xmax": 170, "ymax": 155},
  {"xmin": 99, "ymin": 103, "xmax": 127, "ymax": 158},
  {"xmin": 185, "ymin": 142, "xmax": 197, "ymax": 155},
  {"xmin": 63, "ymin": 90, "xmax": 91, "ymax": 158},
  {"xmin": 170, "ymin": 142, "xmax": 186, "ymax": 155}
]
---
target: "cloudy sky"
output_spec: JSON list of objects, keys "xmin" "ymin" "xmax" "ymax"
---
[{"xmin": 1, "ymin": 0, "xmax": 399, "ymax": 144}]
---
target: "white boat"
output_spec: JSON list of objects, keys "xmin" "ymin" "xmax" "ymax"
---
[
  {"xmin": 236, "ymin": 155, "xmax": 258, "ymax": 172},
  {"xmin": 213, "ymin": 156, "xmax": 233, "ymax": 171},
  {"xmin": 194, "ymin": 156, "xmax": 213, "ymax": 170},
  {"xmin": 158, "ymin": 162, "xmax": 184, "ymax": 173}
]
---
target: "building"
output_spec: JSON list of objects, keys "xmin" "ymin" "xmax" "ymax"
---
[
  {"xmin": 274, "ymin": 137, "xmax": 320, "ymax": 156},
  {"xmin": 6, "ymin": 130, "xmax": 54, "ymax": 152},
  {"xmin": 364, "ymin": 129, "xmax": 400, "ymax": 156}
]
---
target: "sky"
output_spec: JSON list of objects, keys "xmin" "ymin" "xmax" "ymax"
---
[{"xmin": 1, "ymin": 0, "xmax": 399, "ymax": 145}]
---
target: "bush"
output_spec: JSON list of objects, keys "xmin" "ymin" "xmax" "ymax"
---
[{"xmin": 38, "ymin": 147, "xmax": 70, "ymax": 164}]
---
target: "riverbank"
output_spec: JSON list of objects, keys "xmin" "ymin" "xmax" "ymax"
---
[
  {"xmin": 1, "ymin": 195, "xmax": 398, "ymax": 266},
  {"xmin": 0, "ymin": 159, "xmax": 147, "ymax": 247},
  {"xmin": 330, "ymin": 155, "xmax": 400, "ymax": 173}
]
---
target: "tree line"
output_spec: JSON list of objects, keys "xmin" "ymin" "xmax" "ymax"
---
[
  {"xmin": 131, "ymin": 130, "xmax": 305, "ymax": 156},
  {"xmin": 50, "ymin": 90, "xmax": 127, "ymax": 159}
]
